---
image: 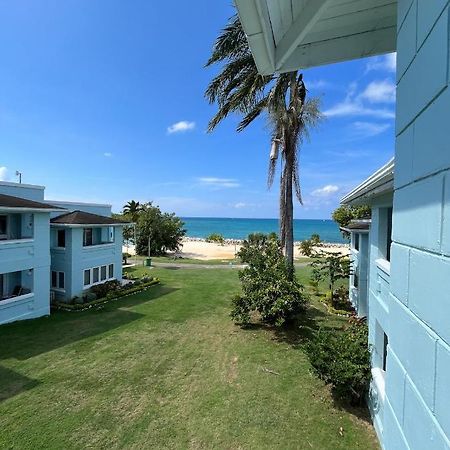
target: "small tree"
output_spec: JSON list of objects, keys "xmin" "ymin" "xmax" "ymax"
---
[
  {"xmin": 310, "ymin": 233, "xmax": 321, "ymax": 245},
  {"xmin": 310, "ymin": 251, "xmax": 351, "ymax": 302},
  {"xmin": 135, "ymin": 203, "xmax": 186, "ymax": 256},
  {"xmin": 299, "ymin": 239, "xmax": 314, "ymax": 257},
  {"xmin": 231, "ymin": 233, "xmax": 307, "ymax": 326}
]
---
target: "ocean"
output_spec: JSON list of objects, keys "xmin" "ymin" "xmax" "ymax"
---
[{"xmin": 181, "ymin": 217, "xmax": 347, "ymax": 244}]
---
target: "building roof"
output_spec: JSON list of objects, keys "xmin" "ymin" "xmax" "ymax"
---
[
  {"xmin": 341, "ymin": 158, "xmax": 394, "ymax": 205},
  {"xmin": 340, "ymin": 219, "xmax": 371, "ymax": 234},
  {"xmin": 235, "ymin": 0, "xmax": 397, "ymax": 74},
  {"xmin": 51, "ymin": 210, "xmax": 130, "ymax": 226},
  {"xmin": 0, "ymin": 193, "xmax": 64, "ymax": 212}
]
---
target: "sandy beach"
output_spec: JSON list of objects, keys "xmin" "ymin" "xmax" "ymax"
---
[{"xmin": 123, "ymin": 238, "xmax": 349, "ymax": 260}]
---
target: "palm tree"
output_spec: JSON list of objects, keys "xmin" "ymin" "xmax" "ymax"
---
[
  {"xmin": 123, "ymin": 200, "xmax": 142, "ymax": 222},
  {"xmin": 205, "ymin": 15, "xmax": 322, "ymax": 273}
]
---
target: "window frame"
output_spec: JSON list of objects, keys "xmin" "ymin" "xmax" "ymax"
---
[
  {"xmin": 82, "ymin": 264, "xmax": 116, "ymax": 289},
  {"xmin": 57, "ymin": 229, "xmax": 66, "ymax": 248},
  {"xmin": 83, "ymin": 228, "xmax": 93, "ymax": 247},
  {"xmin": 51, "ymin": 270, "xmax": 65, "ymax": 291},
  {"xmin": 0, "ymin": 215, "xmax": 8, "ymax": 239}
]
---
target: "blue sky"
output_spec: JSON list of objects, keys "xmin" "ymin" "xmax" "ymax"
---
[{"xmin": 0, "ymin": 1, "xmax": 395, "ymax": 219}]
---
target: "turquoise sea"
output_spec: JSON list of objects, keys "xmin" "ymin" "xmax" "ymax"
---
[{"xmin": 181, "ymin": 217, "xmax": 347, "ymax": 244}]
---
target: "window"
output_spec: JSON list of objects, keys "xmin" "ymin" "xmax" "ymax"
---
[
  {"xmin": 0, "ymin": 215, "xmax": 7, "ymax": 239},
  {"xmin": 84, "ymin": 269, "xmax": 91, "ymax": 286},
  {"xmin": 51, "ymin": 271, "xmax": 57, "ymax": 288},
  {"xmin": 353, "ymin": 270, "xmax": 359, "ymax": 289},
  {"xmin": 51, "ymin": 271, "xmax": 65, "ymax": 290},
  {"xmin": 83, "ymin": 264, "xmax": 115, "ymax": 288},
  {"xmin": 83, "ymin": 228, "xmax": 93, "ymax": 246},
  {"xmin": 57, "ymin": 229, "xmax": 66, "ymax": 248},
  {"xmin": 382, "ymin": 333, "xmax": 389, "ymax": 372},
  {"xmin": 58, "ymin": 272, "xmax": 65, "ymax": 289},
  {"xmin": 354, "ymin": 233, "xmax": 360, "ymax": 251},
  {"xmin": 386, "ymin": 207, "xmax": 393, "ymax": 262}
]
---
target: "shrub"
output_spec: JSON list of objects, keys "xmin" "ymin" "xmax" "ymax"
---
[
  {"xmin": 84, "ymin": 292, "xmax": 97, "ymax": 303},
  {"xmin": 206, "ymin": 233, "xmax": 225, "ymax": 245},
  {"xmin": 123, "ymin": 252, "xmax": 131, "ymax": 264},
  {"xmin": 310, "ymin": 233, "xmax": 321, "ymax": 245},
  {"xmin": 231, "ymin": 233, "xmax": 307, "ymax": 327},
  {"xmin": 89, "ymin": 280, "xmax": 122, "ymax": 299},
  {"xmin": 306, "ymin": 317, "xmax": 371, "ymax": 405}
]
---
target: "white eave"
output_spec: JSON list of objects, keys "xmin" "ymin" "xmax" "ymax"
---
[
  {"xmin": 235, "ymin": 0, "xmax": 397, "ymax": 74},
  {"xmin": 341, "ymin": 158, "xmax": 394, "ymax": 205}
]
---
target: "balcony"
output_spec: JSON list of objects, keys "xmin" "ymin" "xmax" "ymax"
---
[{"xmin": 0, "ymin": 270, "xmax": 34, "ymax": 307}]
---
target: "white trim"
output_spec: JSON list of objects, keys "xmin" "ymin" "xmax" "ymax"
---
[
  {"xmin": 51, "ymin": 223, "xmax": 126, "ymax": 228},
  {"xmin": 0, "ymin": 206, "xmax": 62, "ymax": 212},
  {"xmin": 376, "ymin": 258, "xmax": 391, "ymax": 276},
  {"xmin": 0, "ymin": 238, "xmax": 34, "ymax": 247},
  {"xmin": 47, "ymin": 200, "xmax": 112, "ymax": 208},
  {"xmin": 83, "ymin": 263, "xmax": 115, "ymax": 289},
  {"xmin": 371, "ymin": 367, "xmax": 386, "ymax": 403},
  {"xmin": 0, "ymin": 180, "xmax": 44, "ymax": 190},
  {"xmin": 341, "ymin": 158, "xmax": 394, "ymax": 205},
  {"xmin": 0, "ymin": 292, "xmax": 34, "ymax": 308}
]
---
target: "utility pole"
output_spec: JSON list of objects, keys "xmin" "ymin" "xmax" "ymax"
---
[{"xmin": 16, "ymin": 170, "xmax": 22, "ymax": 184}]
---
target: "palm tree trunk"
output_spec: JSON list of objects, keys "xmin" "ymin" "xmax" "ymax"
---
[{"xmin": 280, "ymin": 146, "xmax": 295, "ymax": 279}]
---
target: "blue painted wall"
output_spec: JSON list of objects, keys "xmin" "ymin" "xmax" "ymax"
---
[
  {"xmin": 349, "ymin": 231, "xmax": 370, "ymax": 317},
  {"xmin": 0, "ymin": 207, "xmax": 51, "ymax": 325},
  {"xmin": 375, "ymin": 1, "xmax": 450, "ymax": 448}
]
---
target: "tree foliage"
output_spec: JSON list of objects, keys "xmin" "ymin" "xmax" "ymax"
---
[
  {"xmin": 332, "ymin": 205, "xmax": 371, "ymax": 237},
  {"xmin": 310, "ymin": 251, "xmax": 351, "ymax": 302},
  {"xmin": 306, "ymin": 317, "xmax": 371, "ymax": 405},
  {"xmin": 205, "ymin": 14, "xmax": 322, "ymax": 272},
  {"xmin": 231, "ymin": 233, "xmax": 307, "ymax": 327},
  {"xmin": 133, "ymin": 203, "xmax": 186, "ymax": 256}
]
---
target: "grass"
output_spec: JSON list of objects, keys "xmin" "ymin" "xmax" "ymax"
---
[{"xmin": 0, "ymin": 265, "xmax": 378, "ymax": 449}]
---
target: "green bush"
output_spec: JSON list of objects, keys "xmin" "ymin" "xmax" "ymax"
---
[
  {"xmin": 299, "ymin": 239, "xmax": 314, "ymax": 257},
  {"xmin": 89, "ymin": 280, "xmax": 122, "ymax": 299},
  {"xmin": 306, "ymin": 317, "xmax": 371, "ymax": 405},
  {"xmin": 206, "ymin": 233, "xmax": 225, "ymax": 245},
  {"xmin": 83, "ymin": 292, "xmax": 97, "ymax": 303},
  {"xmin": 52, "ymin": 278, "xmax": 160, "ymax": 311},
  {"xmin": 310, "ymin": 233, "xmax": 321, "ymax": 245},
  {"xmin": 231, "ymin": 233, "xmax": 307, "ymax": 327}
]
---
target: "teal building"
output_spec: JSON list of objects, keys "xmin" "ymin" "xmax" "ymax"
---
[
  {"xmin": 236, "ymin": 1, "xmax": 450, "ymax": 448},
  {"xmin": 0, "ymin": 181, "xmax": 127, "ymax": 325}
]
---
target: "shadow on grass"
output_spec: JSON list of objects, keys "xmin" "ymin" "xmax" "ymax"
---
[
  {"xmin": 0, "ymin": 366, "xmax": 40, "ymax": 403},
  {"xmin": 238, "ymin": 303, "xmax": 373, "ymax": 425},
  {"xmin": 0, "ymin": 284, "xmax": 178, "ymax": 362}
]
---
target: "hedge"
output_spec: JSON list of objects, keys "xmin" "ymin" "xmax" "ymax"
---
[{"xmin": 51, "ymin": 278, "xmax": 160, "ymax": 312}]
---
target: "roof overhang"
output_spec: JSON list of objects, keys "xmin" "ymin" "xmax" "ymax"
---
[
  {"xmin": 235, "ymin": 0, "xmax": 397, "ymax": 74},
  {"xmin": 341, "ymin": 158, "xmax": 394, "ymax": 205},
  {"xmin": 50, "ymin": 223, "xmax": 129, "ymax": 228},
  {"xmin": 0, "ymin": 207, "xmax": 64, "ymax": 213}
]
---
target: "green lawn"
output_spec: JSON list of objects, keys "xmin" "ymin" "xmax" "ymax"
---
[{"xmin": 0, "ymin": 266, "xmax": 378, "ymax": 449}]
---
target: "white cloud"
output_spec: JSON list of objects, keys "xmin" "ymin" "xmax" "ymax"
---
[
  {"xmin": 352, "ymin": 121, "xmax": 391, "ymax": 137},
  {"xmin": 311, "ymin": 184, "xmax": 339, "ymax": 197},
  {"xmin": 324, "ymin": 81, "xmax": 395, "ymax": 119},
  {"xmin": 103, "ymin": 152, "xmax": 112, "ymax": 157},
  {"xmin": 167, "ymin": 120, "xmax": 196, "ymax": 134},
  {"xmin": 307, "ymin": 79, "xmax": 331, "ymax": 90},
  {"xmin": 197, "ymin": 177, "xmax": 240, "ymax": 188},
  {"xmin": 0, "ymin": 166, "xmax": 9, "ymax": 181},
  {"xmin": 233, "ymin": 202, "xmax": 247, "ymax": 209},
  {"xmin": 360, "ymin": 80, "xmax": 396, "ymax": 103},
  {"xmin": 366, "ymin": 53, "xmax": 397, "ymax": 73}
]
